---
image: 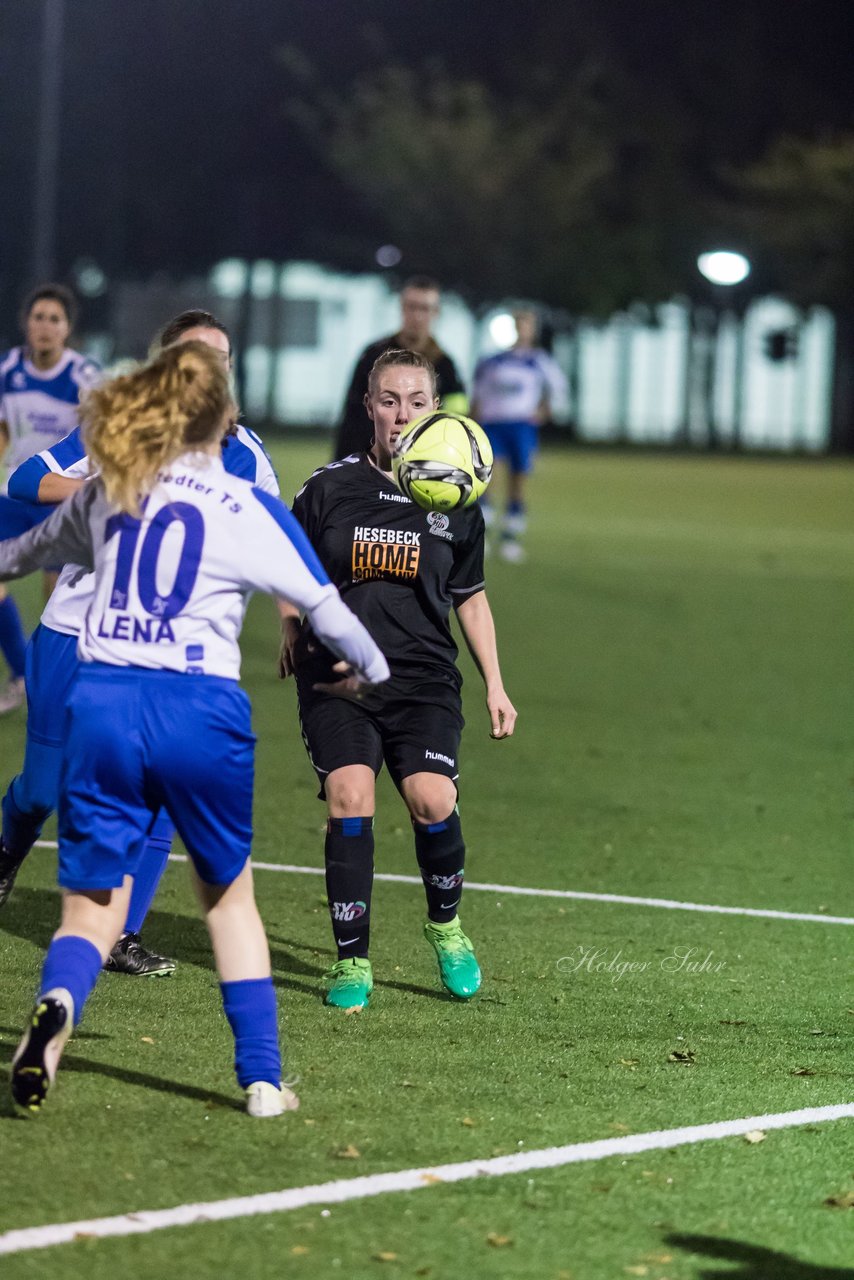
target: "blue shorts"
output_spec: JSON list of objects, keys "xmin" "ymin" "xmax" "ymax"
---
[
  {"xmin": 25, "ymin": 625, "xmax": 80, "ymax": 746},
  {"xmin": 482, "ymin": 420, "xmax": 539, "ymax": 475},
  {"xmin": 58, "ymin": 665, "xmax": 255, "ymax": 890}
]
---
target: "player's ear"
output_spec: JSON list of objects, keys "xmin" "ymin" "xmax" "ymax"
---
[{"xmin": 363, "ymin": 392, "xmax": 375, "ymax": 422}]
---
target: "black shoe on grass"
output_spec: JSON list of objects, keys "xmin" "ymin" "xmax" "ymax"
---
[
  {"xmin": 0, "ymin": 837, "xmax": 25, "ymax": 911},
  {"xmin": 11, "ymin": 990, "xmax": 73, "ymax": 1114},
  {"xmin": 104, "ymin": 932, "xmax": 176, "ymax": 977}
]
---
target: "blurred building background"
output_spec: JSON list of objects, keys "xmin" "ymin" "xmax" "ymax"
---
[
  {"xmin": 90, "ymin": 262, "xmax": 835, "ymax": 451},
  {"xmin": 1, "ymin": 0, "xmax": 852, "ymax": 451}
]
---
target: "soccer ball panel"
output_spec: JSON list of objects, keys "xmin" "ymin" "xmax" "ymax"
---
[{"xmin": 392, "ymin": 413, "xmax": 493, "ymax": 512}]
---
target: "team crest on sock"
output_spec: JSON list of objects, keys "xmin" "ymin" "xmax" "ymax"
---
[
  {"xmin": 331, "ymin": 900, "xmax": 367, "ymax": 922},
  {"xmin": 422, "ymin": 870, "xmax": 464, "ymax": 891}
]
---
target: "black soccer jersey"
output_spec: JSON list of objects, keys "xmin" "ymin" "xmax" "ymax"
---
[{"xmin": 291, "ymin": 454, "xmax": 485, "ymax": 682}]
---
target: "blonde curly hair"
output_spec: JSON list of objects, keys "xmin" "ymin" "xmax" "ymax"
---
[{"xmin": 82, "ymin": 341, "xmax": 235, "ymax": 515}]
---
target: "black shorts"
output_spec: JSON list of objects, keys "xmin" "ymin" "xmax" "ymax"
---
[{"xmin": 296, "ymin": 669, "xmax": 464, "ymax": 800}]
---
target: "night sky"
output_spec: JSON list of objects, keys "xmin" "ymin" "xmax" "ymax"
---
[{"xmin": 1, "ymin": 0, "xmax": 852, "ymax": 312}]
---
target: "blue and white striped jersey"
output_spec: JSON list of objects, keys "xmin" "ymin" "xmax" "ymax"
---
[
  {"xmin": 8, "ymin": 424, "xmax": 280, "ymax": 638},
  {"xmin": 472, "ymin": 347, "xmax": 568, "ymax": 424},
  {"xmin": 0, "ymin": 347, "xmax": 101, "ymax": 490},
  {"xmin": 217, "ymin": 426, "xmax": 279, "ymax": 495},
  {"xmin": 0, "ymin": 452, "xmax": 388, "ymax": 685}
]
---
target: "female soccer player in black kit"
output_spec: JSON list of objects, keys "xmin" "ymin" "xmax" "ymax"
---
[{"xmin": 280, "ymin": 349, "xmax": 516, "ymax": 1010}]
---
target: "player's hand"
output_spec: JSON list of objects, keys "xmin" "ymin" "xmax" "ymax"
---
[
  {"xmin": 487, "ymin": 686, "xmax": 517, "ymax": 739},
  {"xmin": 277, "ymin": 616, "xmax": 303, "ymax": 680},
  {"xmin": 313, "ymin": 660, "xmax": 377, "ymax": 702}
]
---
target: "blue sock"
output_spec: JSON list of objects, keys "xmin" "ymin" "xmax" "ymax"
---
[
  {"xmin": 124, "ymin": 813, "xmax": 173, "ymax": 934},
  {"xmin": 221, "ymin": 977, "xmax": 281, "ymax": 1088},
  {"xmin": 507, "ymin": 499, "xmax": 525, "ymax": 518},
  {"xmin": 0, "ymin": 596, "xmax": 27, "ymax": 679},
  {"xmin": 39, "ymin": 935, "xmax": 103, "ymax": 1026}
]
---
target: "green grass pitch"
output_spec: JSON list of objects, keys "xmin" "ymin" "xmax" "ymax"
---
[{"xmin": 1, "ymin": 442, "xmax": 853, "ymax": 1278}]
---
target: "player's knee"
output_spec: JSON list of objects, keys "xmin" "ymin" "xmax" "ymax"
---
[
  {"xmin": 404, "ymin": 778, "xmax": 456, "ymax": 826},
  {"xmin": 326, "ymin": 775, "xmax": 375, "ymax": 818}
]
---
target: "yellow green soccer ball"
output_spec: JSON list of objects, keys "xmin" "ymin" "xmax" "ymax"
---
[{"xmin": 392, "ymin": 412, "xmax": 494, "ymax": 512}]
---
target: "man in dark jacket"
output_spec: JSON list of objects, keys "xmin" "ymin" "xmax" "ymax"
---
[{"xmin": 332, "ymin": 276, "xmax": 467, "ymax": 460}]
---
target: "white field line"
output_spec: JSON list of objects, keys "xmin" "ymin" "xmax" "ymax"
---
[
  {"xmin": 32, "ymin": 841, "xmax": 854, "ymax": 927},
  {"xmin": 1, "ymin": 1103, "xmax": 853, "ymax": 1256}
]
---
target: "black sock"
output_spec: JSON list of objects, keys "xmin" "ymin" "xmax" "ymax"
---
[
  {"xmin": 1, "ymin": 779, "xmax": 48, "ymax": 865},
  {"xmin": 325, "ymin": 816, "xmax": 374, "ymax": 959},
  {"xmin": 413, "ymin": 807, "xmax": 466, "ymax": 923}
]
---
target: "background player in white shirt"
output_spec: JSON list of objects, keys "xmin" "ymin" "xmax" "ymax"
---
[
  {"xmin": 0, "ymin": 340, "xmax": 388, "ymax": 1117},
  {"xmin": 471, "ymin": 309, "xmax": 568, "ymax": 563},
  {"xmin": 0, "ymin": 310, "xmax": 280, "ymax": 978},
  {"xmin": 0, "ymin": 284, "xmax": 100, "ymax": 712}
]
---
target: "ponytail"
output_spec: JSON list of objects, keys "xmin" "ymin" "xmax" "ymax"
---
[{"xmin": 82, "ymin": 341, "xmax": 234, "ymax": 515}]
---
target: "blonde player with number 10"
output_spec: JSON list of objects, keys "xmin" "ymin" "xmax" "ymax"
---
[{"xmin": 0, "ymin": 341, "xmax": 389, "ymax": 1117}]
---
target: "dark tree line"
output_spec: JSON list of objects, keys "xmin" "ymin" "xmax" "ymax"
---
[{"xmin": 0, "ymin": 0, "xmax": 852, "ymax": 328}]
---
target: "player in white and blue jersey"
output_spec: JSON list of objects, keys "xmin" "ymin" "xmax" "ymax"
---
[
  {"xmin": 0, "ymin": 311, "xmax": 280, "ymax": 979},
  {"xmin": 472, "ymin": 309, "xmax": 568, "ymax": 563},
  {"xmin": 0, "ymin": 284, "xmax": 100, "ymax": 714},
  {"xmin": 0, "ymin": 340, "xmax": 389, "ymax": 1117}
]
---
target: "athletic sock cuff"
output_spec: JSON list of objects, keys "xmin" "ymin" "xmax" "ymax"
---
[
  {"xmin": 327, "ymin": 816, "xmax": 373, "ymax": 837},
  {"xmin": 412, "ymin": 809, "xmax": 462, "ymax": 837},
  {"xmin": 40, "ymin": 934, "xmax": 103, "ymax": 1026},
  {"xmin": 221, "ymin": 977, "xmax": 281, "ymax": 1089}
]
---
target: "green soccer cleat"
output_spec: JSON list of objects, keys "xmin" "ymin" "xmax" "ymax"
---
[
  {"xmin": 424, "ymin": 916, "xmax": 482, "ymax": 999},
  {"xmin": 324, "ymin": 957, "xmax": 373, "ymax": 1011}
]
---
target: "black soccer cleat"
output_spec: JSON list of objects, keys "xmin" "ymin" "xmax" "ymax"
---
[
  {"xmin": 0, "ymin": 837, "xmax": 25, "ymax": 911},
  {"xmin": 104, "ymin": 932, "xmax": 177, "ymax": 977},
  {"xmin": 11, "ymin": 991, "xmax": 73, "ymax": 1114}
]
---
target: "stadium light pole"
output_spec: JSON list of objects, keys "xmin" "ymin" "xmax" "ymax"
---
[
  {"xmin": 30, "ymin": 0, "xmax": 66, "ymax": 283},
  {"xmin": 696, "ymin": 250, "xmax": 751, "ymax": 447}
]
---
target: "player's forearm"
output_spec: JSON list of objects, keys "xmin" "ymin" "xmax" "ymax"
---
[
  {"xmin": 454, "ymin": 591, "xmax": 504, "ymax": 691},
  {"xmin": 38, "ymin": 473, "xmax": 86, "ymax": 504}
]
